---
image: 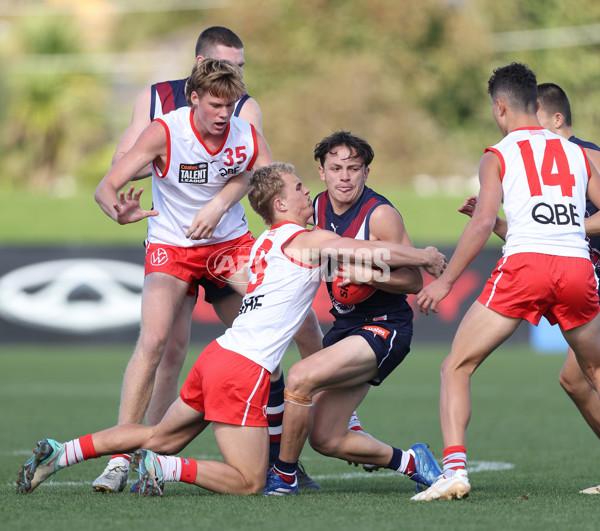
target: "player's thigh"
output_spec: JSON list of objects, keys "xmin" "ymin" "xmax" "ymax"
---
[
  {"xmin": 146, "ymin": 397, "xmax": 209, "ymax": 454},
  {"xmin": 287, "ymin": 335, "xmax": 378, "ymax": 395},
  {"xmin": 140, "ymin": 272, "xmax": 191, "ymax": 332},
  {"xmin": 562, "ymin": 313, "xmax": 600, "ymax": 379},
  {"xmin": 444, "ymin": 300, "xmax": 521, "ymax": 374},
  {"xmin": 211, "ymin": 292, "xmax": 243, "ymax": 327},
  {"xmin": 213, "ymin": 423, "xmax": 269, "ymax": 483}
]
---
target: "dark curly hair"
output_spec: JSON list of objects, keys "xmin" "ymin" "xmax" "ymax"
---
[
  {"xmin": 487, "ymin": 62, "xmax": 537, "ymax": 114},
  {"xmin": 313, "ymin": 131, "xmax": 374, "ymax": 167}
]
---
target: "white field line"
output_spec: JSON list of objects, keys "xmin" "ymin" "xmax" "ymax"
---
[{"xmin": 6, "ymin": 460, "xmax": 513, "ymax": 487}]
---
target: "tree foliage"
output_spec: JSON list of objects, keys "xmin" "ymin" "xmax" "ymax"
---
[{"xmin": 2, "ymin": 0, "xmax": 600, "ymax": 192}]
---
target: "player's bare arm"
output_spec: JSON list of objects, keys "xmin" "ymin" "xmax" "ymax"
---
[
  {"xmin": 417, "ymin": 151, "xmax": 502, "ymax": 315},
  {"xmin": 287, "ymin": 227, "xmax": 446, "ymax": 274},
  {"xmin": 111, "ymin": 86, "xmax": 154, "ymax": 180},
  {"xmin": 365, "ymin": 204, "xmax": 423, "ymax": 294},
  {"xmin": 459, "ymin": 195, "xmax": 507, "ymax": 241},
  {"xmin": 238, "ymin": 97, "xmax": 263, "ymax": 133},
  {"xmin": 95, "ymin": 120, "xmax": 166, "ymax": 224}
]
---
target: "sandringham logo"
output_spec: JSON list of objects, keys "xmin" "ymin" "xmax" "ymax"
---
[
  {"xmin": 150, "ymin": 248, "xmax": 169, "ymax": 266},
  {"xmin": 179, "ymin": 162, "xmax": 208, "ymax": 184}
]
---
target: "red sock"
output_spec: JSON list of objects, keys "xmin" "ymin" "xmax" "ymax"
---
[{"xmin": 179, "ymin": 458, "xmax": 198, "ymax": 484}]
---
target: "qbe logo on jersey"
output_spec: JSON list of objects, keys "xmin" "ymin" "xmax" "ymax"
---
[{"xmin": 179, "ymin": 162, "xmax": 208, "ymax": 184}]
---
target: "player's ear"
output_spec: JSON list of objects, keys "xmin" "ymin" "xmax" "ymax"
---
[
  {"xmin": 318, "ymin": 166, "xmax": 326, "ymax": 182},
  {"xmin": 273, "ymin": 196, "xmax": 286, "ymax": 213}
]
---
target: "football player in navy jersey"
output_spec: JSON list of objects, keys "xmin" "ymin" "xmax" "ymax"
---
[{"xmin": 265, "ymin": 131, "xmax": 444, "ymax": 495}]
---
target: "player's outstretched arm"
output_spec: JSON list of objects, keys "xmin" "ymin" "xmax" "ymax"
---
[
  {"xmin": 288, "ymin": 228, "xmax": 446, "ymax": 275},
  {"xmin": 95, "ymin": 121, "xmax": 164, "ymax": 224},
  {"xmin": 417, "ymin": 152, "xmax": 502, "ymax": 315}
]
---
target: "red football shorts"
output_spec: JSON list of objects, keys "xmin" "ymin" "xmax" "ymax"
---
[
  {"xmin": 478, "ymin": 252, "xmax": 599, "ymax": 330},
  {"xmin": 180, "ymin": 340, "xmax": 270, "ymax": 426},
  {"xmin": 144, "ymin": 231, "xmax": 255, "ymax": 294}
]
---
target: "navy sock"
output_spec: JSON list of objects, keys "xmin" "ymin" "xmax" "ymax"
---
[
  {"xmin": 267, "ymin": 373, "xmax": 285, "ymax": 464},
  {"xmin": 385, "ymin": 447, "xmax": 403, "ymax": 471},
  {"xmin": 273, "ymin": 458, "xmax": 298, "ymax": 483}
]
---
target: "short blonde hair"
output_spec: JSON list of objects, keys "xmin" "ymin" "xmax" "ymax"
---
[
  {"xmin": 249, "ymin": 163, "xmax": 295, "ymax": 226},
  {"xmin": 185, "ymin": 58, "xmax": 246, "ymax": 105}
]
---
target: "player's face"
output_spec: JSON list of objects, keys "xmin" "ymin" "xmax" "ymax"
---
[
  {"xmin": 191, "ymin": 92, "xmax": 236, "ymax": 136},
  {"xmin": 201, "ymin": 44, "xmax": 245, "ymax": 72},
  {"xmin": 318, "ymin": 145, "xmax": 369, "ymax": 213},
  {"xmin": 281, "ymin": 173, "xmax": 313, "ymax": 225}
]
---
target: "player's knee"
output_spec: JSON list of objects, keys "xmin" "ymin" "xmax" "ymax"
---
[
  {"xmin": 284, "ymin": 364, "xmax": 314, "ymax": 396},
  {"xmin": 308, "ymin": 429, "xmax": 342, "ymax": 457}
]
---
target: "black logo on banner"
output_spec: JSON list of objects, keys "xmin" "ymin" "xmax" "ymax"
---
[{"xmin": 179, "ymin": 163, "xmax": 208, "ymax": 184}]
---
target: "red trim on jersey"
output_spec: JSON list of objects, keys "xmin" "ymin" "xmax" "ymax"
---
[
  {"xmin": 281, "ymin": 228, "xmax": 321, "ymax": 269},
  {"xmin": 316, "ymin": 192, "xmax": 329, "ymax": 229},
  {"xmin": 511, "ymin": 126, "xmax": 544, "ymax": 133},
  {"xmin": 579, "ymin": 145, "xmax": 592, "ymax": 180},
  {"xmin": 246, "ymin": 124, "xmax": 259, "ymax": 171},
  {"xmin": 155, "ymin": 81, "xmax": 176, "ymax": 115},
  {"xmin": 484, "ymin": 147, "xmax": 505, "ymax": 181},
  {"xmin": 343, "ymin": 197, "xmax": 380, "ymax": 237},
  {"xmin": 189, "ymin": 108, "xmax": 230, "ymax": 156},
  {"xmin": 151, "ymin": 118, "xmax": 171, "ymax": 178}
]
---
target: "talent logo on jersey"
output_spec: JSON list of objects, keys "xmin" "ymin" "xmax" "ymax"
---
[
  {"xmin": 179, "ymin": 162, "xmax": 208, "ymax": 184},
  {"xmin": 150, "ymin": 248, "xmax": 169, "ymax": 266},
  {"xmin": 362, "ymin": 325, "xmax": 390, "ymax": 339}
]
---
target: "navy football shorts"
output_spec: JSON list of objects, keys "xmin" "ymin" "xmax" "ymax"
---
[{"xmin": 323, "ymin": 318, "xmax": 412, "ymax": 385}]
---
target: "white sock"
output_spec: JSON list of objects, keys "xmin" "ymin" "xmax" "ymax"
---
[{"xmin": 156, "ymin": 455, "xmax": 182, "ymax": 482}]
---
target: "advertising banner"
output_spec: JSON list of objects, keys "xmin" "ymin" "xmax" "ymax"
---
[{"xmin": 0, "ymin": 245, "xmax": 529, "ymax": 345}]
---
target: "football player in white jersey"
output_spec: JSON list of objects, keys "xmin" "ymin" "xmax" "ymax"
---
[
  {"xmin": 412, "ymin": 63, "xmax": 600, "ymax": 502},
  {"xmin": 94, "ymin": 27, "xmax": 323, "ymax": 494},
  {"xmin": 458, "ymin": 82, "xmax": 600, "ymax": 496},
  {"xmin": 17, "ymin": 163, "xmax": 447, "ymax": 497}
]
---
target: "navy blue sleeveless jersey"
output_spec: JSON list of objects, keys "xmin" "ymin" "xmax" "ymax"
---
[
  {"xmin": 570, "ymin": 136, "xmax": 600, "ymax": 281},
  {"xmin": 150, "ymin": 77, "xmax": 250, "ymax": 119},
  {"xmin": 313, "ymin": 186, "xmax": 414, "ymax": 327}
]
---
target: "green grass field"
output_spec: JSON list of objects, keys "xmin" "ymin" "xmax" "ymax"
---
[{"xmin": 2, "ymin": 343, "xmax": 600, "ymax": 531}]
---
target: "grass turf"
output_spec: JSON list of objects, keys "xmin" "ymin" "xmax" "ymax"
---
[{"xmin": 2, "ymin": 343, "xmax": 599, "ymax": 530}]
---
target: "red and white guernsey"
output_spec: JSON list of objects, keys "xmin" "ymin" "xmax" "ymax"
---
[
  {"xmin": 217, "ymin": 222, "xmax": 324, "ymax": 373},
  {"xmin": 486, "ymin": 127, "xmax": 591, "ymax": 259},
  {"xmin": 148, "ymin": 107, "xmax": 258, "ymax": 247}
]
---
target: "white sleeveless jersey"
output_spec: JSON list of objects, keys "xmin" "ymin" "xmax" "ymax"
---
[
  {"xmin": 487, "ymin": 127, "xmax": 591, "ymax": 259},
  {"xmin": 217, "ymin": 222, "xmax": 324, "ymax": 373},
  {"xmin": 147, "ymin": 107, "xmax": 257, "ymax": 247}
]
